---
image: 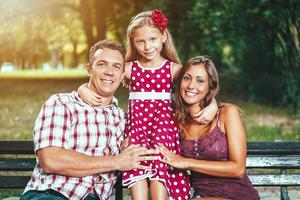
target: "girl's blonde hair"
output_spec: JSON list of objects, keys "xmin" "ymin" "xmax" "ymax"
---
[{"xmin": 125, "ymin": 10, "xmax": 181, "ymax": 64}]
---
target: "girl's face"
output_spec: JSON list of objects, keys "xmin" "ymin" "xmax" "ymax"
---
[
  {"xmin": 180, "ymin": 64, "xmax": 209, "ymax": 107},
  {"xmin": 132, "ymin": 25, "xmax": 166, "ymax": 62}
]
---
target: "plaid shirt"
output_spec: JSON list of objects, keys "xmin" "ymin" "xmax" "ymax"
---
[{"xmin": 24, "ymin": 91, "xmax": 126, "ymax": 200}]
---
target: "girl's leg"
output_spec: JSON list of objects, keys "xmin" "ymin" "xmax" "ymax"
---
[
  {"xmin": 130, "ymin": 179, "xmax": 148, "ymax": 200},
  {"xmin": 150, "ymin": 180, "xmax": 168, "ymax": 200}
]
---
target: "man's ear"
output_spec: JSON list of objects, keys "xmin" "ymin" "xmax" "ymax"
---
[{"xmin": 86, "ymin": 63, "xmax": 91, "ymax": 76}]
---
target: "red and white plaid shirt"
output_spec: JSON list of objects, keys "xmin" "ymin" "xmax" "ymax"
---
[{"xmin": 24, "ymin": 91, "xmax": 126, "ymax": 200}]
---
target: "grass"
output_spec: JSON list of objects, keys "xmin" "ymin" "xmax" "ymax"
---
[{"xmin": 0, "ymin": 74, "xmax": 299, "ymax": 141}]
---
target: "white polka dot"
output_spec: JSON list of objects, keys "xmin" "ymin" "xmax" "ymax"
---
[
  {"xmin": 137, "ymin": 72, "xmax": 140, "ymax": 76},
  {"xmin": 161, "ymin": 69, "xmax": 165, "ymax": 73},
  {"xmin": 133, "ymin": 67, "xmax": 136, "ymax": 71},
  {"xmin": 143, "ymin": 118, "xmax": 147, "ymax": 121},
  {"xmin": 141, "ymin": 88, "xmax": 145, "ymax": 92},
  {"xmin": 151, "ymin": 70, "xmax": 155, "ymax": 73},
  {"xmin": 156, "ymin": 74, "xmax": 161, "ymax": 78},
  {"xmin": 136, "ymin": 82, "xmax": 140, "ymax": 86},
  {"xmin": 174, "ymin": 181, "xmax": 178, "ymax": 185},
  {"xmin": 146, "ymin": 84, "xmax": 150, "ymax": 88},
  {"xmin": 176, "ymin": 189, "xmax": 179, "ymax": 193},
  {"xmin": 150, "ymin": 104, "xmax": 154, "ymax": 108},
  {"xmin": 140, "ymin": 104, "xmax": 144, "ymax": 107},
  {"xmin": 151, "ymin": 79, "xmax": 155, "ymax": 83},
  {"xmin": 162, "ymin": 79, "xmax": 166, "ymax": 83},
  {"xmin": 166, "ymin": 65, "xmax": 170, "ymax": 69},
  {"xmin": 183, "ymin": 187, "xmax": 187, "ymax": 192},
  {"xmin": 181, "ymin": 180, "xmax": 185, "ymax": 184},
  {"xmin": 167, "ymin": 74, "xmax": 171, "ymax": 78},
  {"xmin": 149, "ymin": 113, "xmax": 153, "ymax": 117},
  {"xmin": 139, "ymin": 171, "xmax": 143, "ymax": 175},
  {"xmin": 132, "ymin": 76, "xmax": 136, "ymax": 80},
  {"xmin": 141, "ymin": 78, "xmax": 145, "ymax": 82},
  {"xmin": 167, "ymin": 84, "xmax": 170, "ymax": 88},
  {"xmin": 146, "ymin": 74, "xmax": 150, "ymax": 78}
]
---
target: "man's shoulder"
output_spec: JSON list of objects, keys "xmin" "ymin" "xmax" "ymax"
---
[{"xmin": 45, "ymin": 92, "xmax": 76, "ymax": 106}]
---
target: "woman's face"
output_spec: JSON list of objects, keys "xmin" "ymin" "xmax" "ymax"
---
[{"xmin": 180, "ymin": 64, "xmax": 209, "ymax": 107}]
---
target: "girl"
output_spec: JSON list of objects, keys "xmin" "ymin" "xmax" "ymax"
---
[{"xmin": 78, "ymin": 10, "xmax": 217, "ymax": 200}]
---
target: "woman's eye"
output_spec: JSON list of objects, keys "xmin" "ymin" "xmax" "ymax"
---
[
  {"xmin": 150, "ymin": 37, "xmax": 157, "ymax": 41},
  {"xmin": 183, "ymin": 76, "xmax": 190, "ymax": 81}
]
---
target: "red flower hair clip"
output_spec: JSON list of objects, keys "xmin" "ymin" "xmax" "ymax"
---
[{"xmin": 151, "ymin": 9, "xmax": 169, "ymax": 31}]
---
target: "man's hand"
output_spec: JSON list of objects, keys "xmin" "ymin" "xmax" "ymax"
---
[{"xmin": 114, "ymin": 145, "xmax": 159, "ymax": 171}]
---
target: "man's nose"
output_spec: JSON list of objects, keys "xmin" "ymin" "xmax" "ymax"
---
[{"xmin": 104, "ymin": 65, "xmax": 114, "ymax": 75}]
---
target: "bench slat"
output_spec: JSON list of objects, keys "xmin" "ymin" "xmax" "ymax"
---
[
  {"xmin": 247, "ymin": 142, "xmax": 300, "ymax": 155},
  {"xmin": 0, "ymin": 158, "xmax": 35, "ymax": 171},
  {"xmin": 0, "ymin": 176, "xmax": 31, "ymax": 188},
  {"xmin": 249, "ymin": 174, "xmax": 300, "ymax": 186},
  {"xmin": 0, "ymin": 141, "xmax": 34, "ymax": 154},
  {"xmin": 246, "ymin": 156, "xmax": 300, "ymax": 168}
]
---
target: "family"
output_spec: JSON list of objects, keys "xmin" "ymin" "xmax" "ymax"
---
[{"xmin": 20, "ymin": 9, "xmax": 259, "ymax": 200}]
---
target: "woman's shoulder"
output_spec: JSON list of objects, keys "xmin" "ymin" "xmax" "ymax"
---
[{"xmin": 219, "ymin": 103, "xmax": 242, "ymax": 118}]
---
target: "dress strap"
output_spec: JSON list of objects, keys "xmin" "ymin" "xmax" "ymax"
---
[{"xmin": 216, "ymin": 110, "xmax": 220, "ymax": 128}]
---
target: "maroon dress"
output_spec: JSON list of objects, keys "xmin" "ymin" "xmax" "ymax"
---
[{"xmin": 180, "ymin": 112, "xmax": 259, "ymax": 200}]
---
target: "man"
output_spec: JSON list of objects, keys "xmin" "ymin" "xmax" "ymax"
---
[{"xmin": 20, "ymin": 40, "xmax": 156, "ymax": 200}]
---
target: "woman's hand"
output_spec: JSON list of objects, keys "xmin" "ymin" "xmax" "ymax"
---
[
  {"xmin": 157, "ymin": 145, "xmax": 189, "ymax": 169},
  {"xmin": 78, "ymin": 83, "xmax": 102, "ymax": 106}
]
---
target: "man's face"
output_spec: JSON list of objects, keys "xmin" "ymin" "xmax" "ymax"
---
[{"xmin": 87, "ymin": 48, "xmax": 124, "ymax": 97}]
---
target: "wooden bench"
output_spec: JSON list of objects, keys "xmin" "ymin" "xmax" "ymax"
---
[{"xmin": 0, "ymin": 141, "xmax": 300, "ymax": 200}]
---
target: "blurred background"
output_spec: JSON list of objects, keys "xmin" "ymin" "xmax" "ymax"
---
[{"xmin": 0, "ymin": 0, "xmax": 299, "ymax": 141}]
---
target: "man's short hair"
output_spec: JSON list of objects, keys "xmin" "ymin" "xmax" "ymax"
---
[{"xmin": 88, "ymin": 40, "xmax": 126, "ymax": 64}]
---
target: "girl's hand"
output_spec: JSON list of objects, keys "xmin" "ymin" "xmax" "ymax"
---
[
  {"xmin": 120, "ymin": 137, "xmax": 129, "ymax": 152},
  {"xmin": 157, "ymin": 145, "xmax": 189, "ymax": 169},
  {"xmin": 78, "ymin": 84, "xmax": 102, "ymax": 106},
  {"xmin": 194, "ymin": 98, "xmax": 218, "ymax": 124}
]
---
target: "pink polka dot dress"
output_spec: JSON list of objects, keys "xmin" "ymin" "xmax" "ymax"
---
[{"xmin": 122, "ymin": 60, "xmax": 190, "ymax": 200}]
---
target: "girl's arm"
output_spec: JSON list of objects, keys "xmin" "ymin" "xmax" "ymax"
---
[
  {"xmin": 77, "ymin": 83, "xmax": 102, "ymax": 106},
  {"xmin": 193, "ymin": 98, "xmax": 218, "ymax": 124},
  {"xmin": 171, "ymin": 62, "xmax": 182, "ymax": 80},
  {"xmin": 159, "ymin": 104, "xmax": 247, "ymax": 178}
]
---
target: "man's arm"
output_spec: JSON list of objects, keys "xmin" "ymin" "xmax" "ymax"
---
[{"xmin": 38, "ymin": 145, "xmax": 157, "ymax": 177}]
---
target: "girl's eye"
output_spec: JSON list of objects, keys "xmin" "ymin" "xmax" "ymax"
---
[
  {"xmin": 150, "ymin": 37, "xmax": 157, "ymax": 41},
  {"xmin": 197, "ymin": 79, "xmax": 205, "ymax": 84}
]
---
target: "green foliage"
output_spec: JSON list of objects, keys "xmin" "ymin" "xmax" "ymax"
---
[{"xmin": 246, "ymin": 125, "xmax": 300, "ymax": 142}]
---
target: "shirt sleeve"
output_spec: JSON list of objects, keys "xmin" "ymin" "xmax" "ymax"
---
[{"xmin": 33, "ymin": 94, "xmax": 72, "ymax": 152}]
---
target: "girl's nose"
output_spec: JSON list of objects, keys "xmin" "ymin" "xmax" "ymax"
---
[{"xmin": 144, "ymin": 41, "xmax": 151, "ymax": 50}]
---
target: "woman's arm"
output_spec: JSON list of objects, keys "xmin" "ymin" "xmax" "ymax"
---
[{"xmin": 159, "ymin": 104, "xmax": 247, "ymax": 178}]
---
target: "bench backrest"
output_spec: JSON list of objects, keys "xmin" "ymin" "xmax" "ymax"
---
[{"xmin": 0, "ymin": 141, "xmax": 300, "ymax": 199}]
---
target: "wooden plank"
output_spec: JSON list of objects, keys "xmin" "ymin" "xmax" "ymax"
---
[
  {"xmin": 249, "ymin": 174, "xmax": 300, "ymax": 186},
  {"xmin": 0, "ymin": 158, "xmax": 35, "ymax": 171},
  {"xmin": 0, "ymin": 141, "xmax": 299, "ymax": 155},
  {"xmin": 246, "ymin": 156, "xmax": 300, "ymax": 168},
  {"xmin": 0, "ymin": 141, "xmax": 34, "ymax": 154},
  {"xmin": 247, "ymin": 142, "xmax": 300, "ymax": 155},
  {"xmin": 0, "ymin": 176, "xmax": 31, "ymax": 188}
]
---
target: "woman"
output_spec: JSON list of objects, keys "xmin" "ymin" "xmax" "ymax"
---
[{"xmin": 158, "ymin": 56, "xmax": 259, "ymax": 200}]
